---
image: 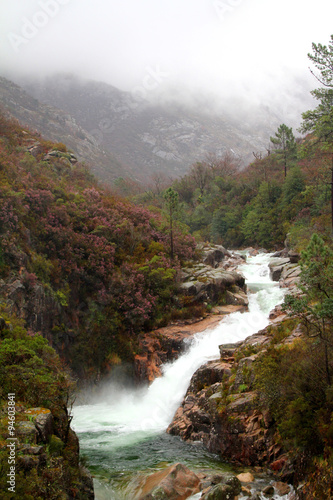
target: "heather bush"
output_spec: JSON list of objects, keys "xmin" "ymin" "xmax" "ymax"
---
[{"xmin": 0, "ymin": 112, "xmax": 196, "ymax": 375}]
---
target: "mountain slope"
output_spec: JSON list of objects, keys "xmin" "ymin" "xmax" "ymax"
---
[
  {"xmin": 0, "ymin": 76, "xmax": 128, "ymax": 184},
  {"xmin": 22, "ymin": 73, "xmax": 288, "ymax": 179},
  {"xmin": 0, "ymin": 111, "xmax": 196, "ymax": 378}
]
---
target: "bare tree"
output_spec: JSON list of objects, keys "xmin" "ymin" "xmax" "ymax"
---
[
  {"xmin": 189, "ymin": 161, "xmax": 211, "ymax": 196},
  {"xmin": 204, "ymin": 151, "xmax": 241, "ymax": 177},
  {"xmin": 149, "ymin": 172, "xmax": 172, "ymax": 195}
]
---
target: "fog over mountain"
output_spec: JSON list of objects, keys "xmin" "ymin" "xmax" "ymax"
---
[
  {"xmin": 1, "ymin": 0, "xmax": 332, "ymax": 179},
  {"xmin": 2, "ymin": 72, "xmax": 284, "ymax": 180}
]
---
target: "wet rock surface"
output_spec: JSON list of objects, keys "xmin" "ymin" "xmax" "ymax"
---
[
  {"xmin": 133, "ymin": 462, "xmax": 292, "ymax": 500},
  {"xmin": 179, "ymin": 245, "xmax": 247, "ymax": 307},
  {"xmin": 134, "ymin": 462, "xmax": 201, "ymax": 499},
  {"xmin": 167, "ymin": 292, "xmax": 302, "ymax": 478},
  {"xmin": 134, "ymin": 317, "xmax": 230, "ymax": 383}
]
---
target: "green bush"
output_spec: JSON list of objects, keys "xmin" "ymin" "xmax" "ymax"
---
[{"xmin": 255, "ymin": 340, "xmax": 330, "ymax": 454}]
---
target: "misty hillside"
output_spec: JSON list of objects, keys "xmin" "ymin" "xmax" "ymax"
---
[
  {"xmin": 21, "ymin": 74, "xmax": 290, "ymax": 180},
  {"xmin": 0, "ymin": 76, "xmax": 128, "ymax": 184}
]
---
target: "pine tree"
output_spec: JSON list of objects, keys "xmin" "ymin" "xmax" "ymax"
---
[
  {"xmin": 163, "ymin": 187, "xmax": 179, "ymax": 261},
  {"xmin": 270, "ymin": 123, "xmax": 297, "ymax": 178},
  {"xmin": 301, "ymin": 34, "xmax": 333, "ymax": 234}
]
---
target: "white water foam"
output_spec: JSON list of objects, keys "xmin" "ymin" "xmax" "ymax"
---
[{"xmin": 72, "ymin": 253, "xmax": 285, "ymax": 448}]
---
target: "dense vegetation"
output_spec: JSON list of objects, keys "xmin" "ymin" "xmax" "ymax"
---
[
  {"xmin": 0, "ymin": 112, "xmax": 196, "ymax": 377},
  {"xmin": 0, "ymin": 310, "xmax": 93, "ymax": 499},
  {"xmin": 127, "ymin": 131, "xmax": 331, "ymax": 252},
  {"xmin": 180, "ymin": 36, "xmax": 333, "ymax": 251},
  {"xmin": 254, "ymin": 234, "xmax": 333, "ymax": 496}
]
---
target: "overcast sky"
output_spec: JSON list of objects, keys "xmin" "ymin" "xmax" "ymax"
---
[{"xmin": 1, "ymin": 0, "xmax": 333, "ymax": 124}]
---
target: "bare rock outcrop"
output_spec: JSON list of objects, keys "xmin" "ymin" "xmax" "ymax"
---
[
  {"xmin": 133, "ymin": 462, "xmax": 201, "ymax": 499},
  {"xmin": 179, "ymin": 266, "xmax": 246, "ymax": 305},
  {"xmin": 179, "ymin": 245, "xmax": 247, "ymax": 307},
  {"xmin": 0, "ymin": 274, "xmax": 73, "ymax": 351},
  {"xmin": 167, "ymin": 320, "xmax": 301, "ymax": 471},
  {"xmin": 134, "ymin": 317, "xmax": 229, "ymax": 383},
  {"xmin": 268, "ymin": 254, "xmax": 301, "ymax": 292}
]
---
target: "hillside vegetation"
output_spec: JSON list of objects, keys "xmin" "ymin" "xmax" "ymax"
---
[
  {"xmin": 127, "ymin": 131, "xmax": 331, "ymax": 252},
  {"xmin": 0, "ymin": 76, "xmax": 127, "ymax": 184},
  {"xmin": 0, "ymin": 111, "xmax": 196, "ymax": 378}
]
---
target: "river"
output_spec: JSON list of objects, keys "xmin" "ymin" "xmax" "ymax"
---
[{"xmin": 72, "ymin": 252, "xmax": 287, "ymax": 499}]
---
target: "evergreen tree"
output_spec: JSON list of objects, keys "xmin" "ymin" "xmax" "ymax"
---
[
  {"xmin": 270, "ymin": 123, "xmax": 297, "ymax": 178},
  {"xmin": 301, "ymin": 34, "xmax": 333, "ymax": 234},
  {"xmin": 163, "ymin": 187, "xmax": 179, "ymax": 261}
]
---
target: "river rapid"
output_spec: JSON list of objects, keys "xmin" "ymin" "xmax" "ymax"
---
[{"xmin": 72, "ymin": 253, "xmax": 287, "ymax": 499}]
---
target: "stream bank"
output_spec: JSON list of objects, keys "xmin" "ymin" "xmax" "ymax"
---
[{"xmin": 72, "ymin": 251, "xmax": 296, "ymax": 499}]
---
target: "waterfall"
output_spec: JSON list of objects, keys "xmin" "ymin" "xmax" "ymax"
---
[{"xmin": 72, "ymin": 252, "xmax": 286, "ymax": 499}]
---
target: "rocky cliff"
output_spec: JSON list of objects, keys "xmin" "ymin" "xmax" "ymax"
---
[
  {"xmin": 0, "ymin": 403, "xmax": 94, "ymax": 499},
  {"xmin": 0, "ymin": 310, "xmax": 95, "ymax": 498}
]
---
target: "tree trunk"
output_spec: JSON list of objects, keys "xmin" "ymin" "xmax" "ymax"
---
[
  {"xmin": 331, "ymin": 154, "xmax": 333, "ymax": 236},
  {"xmin": 325, "ymin": 341, "xmax": 331, "ymax": 386},
  {"xmin": 170, "ymin": 206, "xmax": 174, "ymax": 261}
]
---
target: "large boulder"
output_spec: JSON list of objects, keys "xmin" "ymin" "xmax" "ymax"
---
[
  {"xmin": 186, "ymin": 361, "xmax": 232, "ymax": 394},
  {"xmin": 268, "ymin": 258, "xmax": 290, "ymax": 282},
  {"xmin": 179, "ymin": 266, "xmax": 246, "ymax": 305},
  {"xmin": 268, "ymin": 256, "xmax": 301, "ymax": 290},
  {"xmin": 27, "ymin": 141, "xmax": 43, "ymax": 157},
  {"xmin": 202, "ymin": 245, "xmax": 231, "ymax": 268},
  {"xmin": 134, "ymin": 462, "xmax": 201, "ymax": 499},
  {"xmin": 269, "ymin": 265, "xmax": 284, "ymax": 282},
  {"xmin": 201, "ymin": 476, "xmax": 242, "ymax": 499}
]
